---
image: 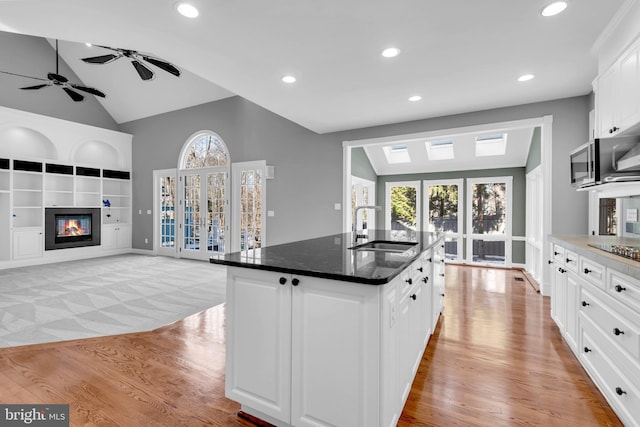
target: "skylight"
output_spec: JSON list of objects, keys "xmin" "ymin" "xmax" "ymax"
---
[
  {"xmin": 382, "ymin": 144, "xmax": 411, "ymax": 164},
  {"xmin": 476, "ymin": 133, "xmax": 507, "ymax": 157},
  {"xmin": 426, "ymin": 140, "xmax": 454, "ymax": 160}
]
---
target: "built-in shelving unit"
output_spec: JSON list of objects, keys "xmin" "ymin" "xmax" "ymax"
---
[
  {"xmin": 75, "ymin": 167, "xmax": 102, "ymax": 208},
  {"xmin": 44, "ymin": 163, "xmax": 74, "ymax": 207},
  {"xmin": 0, "ymin": 158, "xmax": 10, "ymax": 261},
  {"xmin": 12, "ymin": 160, "xmax": 43, "ymax": 228},
  {"xmin": 102, "ymin": 169, "xmax": 131, "ymax": 225}
]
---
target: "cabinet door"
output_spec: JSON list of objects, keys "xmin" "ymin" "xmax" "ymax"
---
[
  {"xmin": 596, "ymin": 65, "xmax": 619, "ymax": 137},
  {"xmin": 565, "ymin": 271, "xmax": 581, "ymax": 352},
  {"xmin": 225, "ymin": 268, "xmax": 292, "ymax": 423},
  {"xmin": 618, "ymin": 42, "xmax": 640, "ymax": 130},
  {"xmin": 291, "ymin": 276, "xmax": 380, "ymax": 427},
  {"xmin": 398, "ymin": 290, "xmax": 413, "ymax": 405},
  {"xmin": 553, "ymin": 266, "xmax": 567, "ymax": 331},
  {"xmin": 12, "ymin": 228, "xmax": 43, "ymax": 259},
  {"xmin": 116, "ymin": 223, "xmax": 132, "ymax": 249}
]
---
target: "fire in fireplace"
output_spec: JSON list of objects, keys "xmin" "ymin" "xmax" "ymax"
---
[
  {"xmin": 56, "ymin": 214, "xmax": 92, "ymax": 241},
  {"xmin": 45, "ymin": 208, "xmax": 101, "ymax": 250}
]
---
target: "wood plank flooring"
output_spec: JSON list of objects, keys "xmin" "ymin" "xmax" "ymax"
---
[{"xmin": 0, "ymin": 265, "xmax": 623, "ymax": 426}]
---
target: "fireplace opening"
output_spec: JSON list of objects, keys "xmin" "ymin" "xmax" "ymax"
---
[
  {"xmin": 55, "ymin": 214, "xmax": 92, "ymax": 243},
  {"xmin": 45, "ymin": 208, "xmax": 101, "ymax": 250}
]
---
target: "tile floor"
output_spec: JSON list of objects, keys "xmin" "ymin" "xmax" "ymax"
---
[{"xmin": 0, "ymin": 254, "xmax": 226, "ymax": 348}]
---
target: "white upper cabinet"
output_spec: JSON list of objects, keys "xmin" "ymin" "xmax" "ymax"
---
[{"xmin": 595, "ymin": 37, "xmax": 640, "ymax": 138}]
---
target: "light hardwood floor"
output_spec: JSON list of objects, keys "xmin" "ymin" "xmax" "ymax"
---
[{"xmin": 0, "ymin": 265, "xmax": 623, "ymax": 426}]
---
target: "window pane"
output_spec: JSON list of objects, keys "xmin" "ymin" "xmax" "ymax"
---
[
  {"xmin": 160, "ymin": 176, "xmax": 176, "ymax": 248},
  {"xmin": 444, "ymin": 238, "xmax": 458, "ymax": 261},
  {"xmin": 428, "ymin": 184, "xmax": 458, "ymax": 233},
  {"xmin": 472, "ymin": 239, "xmax": 505, "ymax": 265},
  {"xmin": 390, "ymin": 185, "xmax": 417, "ymax": 238},
  {"xmin": 471, "ymin": 182, "xmax": 506, "ymax": 234}
]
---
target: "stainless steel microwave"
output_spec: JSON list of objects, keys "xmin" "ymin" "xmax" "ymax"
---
[{"xmin": 570, "ymin": 136, "xmax": 640, "ymax": 187}]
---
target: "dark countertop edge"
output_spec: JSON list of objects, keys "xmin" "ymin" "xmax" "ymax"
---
[
  {"xmin": 548, "ymin": 235, "xmax": 640, "ymax": 281},
  {"xmin": 210, "ymin": 257, "xmax": 406, "ymax": 285}
]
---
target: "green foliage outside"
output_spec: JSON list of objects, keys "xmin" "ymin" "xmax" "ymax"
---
[{"xmin": 391, "ymin": 186, "xmax": 416, "ymax": 227}]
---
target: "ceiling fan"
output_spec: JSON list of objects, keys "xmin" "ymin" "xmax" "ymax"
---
[
  {"xmin": 0, "ymin": 40, "xmax": 106, "ymax": 102},
  {"xmin": 81, "ymin": 45, "xmax": 181, "ymax": 81}
]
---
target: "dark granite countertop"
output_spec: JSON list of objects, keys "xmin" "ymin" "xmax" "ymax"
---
[{"xmin": 210, "ymin": 230, "xmax": 443, "ymax": 285}]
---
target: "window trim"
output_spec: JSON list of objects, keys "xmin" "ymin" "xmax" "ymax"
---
[{"xmin": 385, "ymin": 180, "xmax": 421, "ymax": 235}]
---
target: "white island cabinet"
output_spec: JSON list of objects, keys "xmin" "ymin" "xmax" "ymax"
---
[{"xmin": 221, "ymin": 232, "xmax": 444, "ymax": 427}]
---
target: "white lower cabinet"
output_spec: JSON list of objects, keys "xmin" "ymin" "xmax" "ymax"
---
[
  {"xmin": 550, "ymin": 240, "xmax": 640, "ymax": 427},
  {"xmin": 101, "ymin": 223, "xmax": 131, "ymax": 250},
  {"xmin": 225, "ymin": 251, "xmax": 441, "ymax": 427},
  {"xmin": 12, "ymin": 227, "xmax": 43, "ymax": 259}
]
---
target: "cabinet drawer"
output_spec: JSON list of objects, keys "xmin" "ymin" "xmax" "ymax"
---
[
  {"xmin": 580, "ymin": 257, "xmax": 605, "ymax": 290},
  {"xmin": 608, "ymin": 270, "xmax": 640, "ymax": 313},
  {"xmin": 564, "ymin": 249, "xmax": 579, "ymax": 273},
  {"xmin": 580, "ymin": 324, "xmax": 640, "ymax": 427},
  {"xmin": 552, "ymin": 244, "xmax": 565, "ymax": 264},
  {"xmin": 580, "ymin": 287, "xmax": 640, "ymax": 361}
]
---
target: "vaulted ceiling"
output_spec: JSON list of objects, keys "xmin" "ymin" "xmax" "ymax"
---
[{"xmin": 0, "ymin": 0, "xmax": 627, "ymax": 172}]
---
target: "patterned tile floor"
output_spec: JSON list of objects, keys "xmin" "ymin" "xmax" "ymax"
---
[{"xmin": 0, "ymin": 254, "xmax": 226, "ymax": 348}]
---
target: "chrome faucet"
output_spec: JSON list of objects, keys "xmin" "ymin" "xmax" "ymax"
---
[{"xmin": 353, "ymin": 205, "xmax": 381, "ymax": 243}]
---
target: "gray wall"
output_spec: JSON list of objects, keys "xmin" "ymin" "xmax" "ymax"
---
[
  {"xmin": 121, "ymin": 94, "xmax": 589, "ymax": 251},
  {"xmin": 377, "ymin": 167, "xmax": 526, "ymax": 263},
  {"xmin": 351, "ymin": 147, "xmax": 377, "ymax": 181},
  {"xmin": 525, "ymin": 127, "xmax": 541, "ymax": 173},
  {"xmin": 0, "ymin": 31, "xmax": 118, "ymax": 130}
]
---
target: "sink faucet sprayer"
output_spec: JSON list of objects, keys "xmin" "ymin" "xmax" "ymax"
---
[{"xmin": 353, "ymin": 205, "xmax": 381, "ymax": 243}]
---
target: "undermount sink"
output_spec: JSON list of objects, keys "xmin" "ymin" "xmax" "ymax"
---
[{"xmin": 349, "ymin": 240, "xmax": 417, "ymax": 253}]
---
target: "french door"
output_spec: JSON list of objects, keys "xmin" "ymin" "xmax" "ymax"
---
[
  {"xmin": 385, "ymin": 181, "xmax": 420, "ymax": 239},
  {"xmin": 424, "ymin": 179, "xmax": 463, "ymax": 261},
  {"xmin": 155, "ymin": 169, "xmax": 178, "ymax": 256},
  {"xmin": 180, "ymin": 167, "xmax": 229, "ymax": 260},
  {"xmin": 466, "ymin": 177, "xmax": 512, "ymax": 266},
  {"xmin": 231, "ymin": 161, "xmax": 266, "ymax": 257},
  {"xmin": 351, "ymin": 176, "xmax": 376, "ymax": 235}
]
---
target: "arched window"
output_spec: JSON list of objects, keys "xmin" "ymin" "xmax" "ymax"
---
[{"xmin": 181, "ymin": 132, "xmax": 229, "ymax": 169}]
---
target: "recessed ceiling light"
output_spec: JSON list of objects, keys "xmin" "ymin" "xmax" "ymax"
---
[
  {"xmin": 518, "ymin": 74, "xmax": 535, "ymax": 82},
  {"xmin": 176, "ymin": 3, "xmax": 199, "ymax": 18},
  {"xmin": 382, "ymin": 47, "xmax": 401, "ymax": 58},
  {"xmin": 282, "ymin": 75, "xmax": 296, "ymax": 84},
  {"xmin": 541, "ymin": 2, "xmax": 567, "ymax": 17},
  {"xmin": 408, "ymin": 95, "xmax": 422, "ymax": 102}
]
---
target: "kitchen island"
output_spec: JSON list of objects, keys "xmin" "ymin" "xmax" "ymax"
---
[{"xmin": 210, "ymin": 230, "xmax": 445, "ymax": 427}]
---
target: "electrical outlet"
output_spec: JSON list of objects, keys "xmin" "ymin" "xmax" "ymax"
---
[{"xmin": 145, "ymin": 238, "xmax": 148, "ymax": 244}]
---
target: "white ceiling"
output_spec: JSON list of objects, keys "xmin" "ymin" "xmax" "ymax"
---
[{"xmin": 0, "ymin": 0, "xmax": 626, "ymax": 134}]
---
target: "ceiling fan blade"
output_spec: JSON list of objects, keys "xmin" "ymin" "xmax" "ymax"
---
[
  {"xmin": 48, "ymin": 73, "xmax": 68, "ymax": 83},
  {"xmin": 81, "ymin": 54, "xmax": 120, "ymax": 64},
  {"xmin": 131, "ymin": 60, "xmax": 154, "ymax": 81},
  {"xmin": 20, "ymin": 83, "xmax": 50, "ymax": 90},
  {"xmin": 142, "ymin": 56, "xmax": 181, "ymax": 77},
  {"xmin": 70, "ymin": 84, "xmax": 106, "ymax": 98},
  {"xmin": 62, "ymin": 87, "xmax": 85, "ymax": 102}
]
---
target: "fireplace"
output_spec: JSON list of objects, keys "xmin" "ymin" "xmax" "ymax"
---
[{"xmin": 45, "ymin": 208, "xmax": 101, "ymax": 250}]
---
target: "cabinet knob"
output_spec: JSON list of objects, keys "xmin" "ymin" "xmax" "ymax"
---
[
  {"xmin": 292, "ymin": 278, "xmax": 300, "ymax": 287},
  {"xmin": 439, "ymin": 273, "xmax": 445, "ymax": 277},
  {"xmin": 565, "ymin": 258, "xmax": 572, "ymax": 264},
  {"xmin": 422, "ymin": 277, "xmax": 428, "ymax": 283},
  {"xmin": 583, "ymin": 268, "xmax": 592, "ymax": 274},
  {"xmin": 548, "ymin": 260, "xmax": 553, "ymax": 264},
  {"xmin": 558, "ymin": 267, "xmax": 566, "ymax": 273},
  {"xmin": 417, "ymin": 267, "xmax": 423, "ymax": 272},
  {"xmin": 584, "ymin": 347, "xmax": 592, "ymax": 353},
  {"xmin": 406, "ymin": 278, "xmax": 413, "ymax": 285},
  {"xmin": 615, "ymin": 387, "xmax": 627, "ymax": 396},
  {"xmin": 581, "ymin": 301, "xmax": 590, "ymax": 307},
  {"xmin": 279, "ymin": 277, "xmax": 287, "ymax": 285},
  {"xmin": 613, "ymin": 327, "xmax": 625, "ymax": 336},
  {"xmin": 440, "ymin": 293, "xmax": 445, "ymax": 297},
  {"xmin": 612, "ymin": 126, "xmax": 619, "ymax": 133},
  {"xmin": 615, "ymin": 285, "xmax": 627, "ymax": 293},
  {"xmin": 410, "ymin": 294, "xmax": 417, "ymax": 301},
  {"xmin": 427, "ymin": 257, "xmax": 432, "ymax": 263},
  {"xmin": 554, "ymin": 251, "xmax": 560, "ymax": 256}
]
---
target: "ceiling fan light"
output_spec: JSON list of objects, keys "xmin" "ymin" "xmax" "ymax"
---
[{"xmin": 176, "ymin": 3, "xmax": 199, "ymax": 18}]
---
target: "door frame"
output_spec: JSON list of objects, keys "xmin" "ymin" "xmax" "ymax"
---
[{"xmin": 231, "ymin": 160, "xmax": 267, "ymax": 254}]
